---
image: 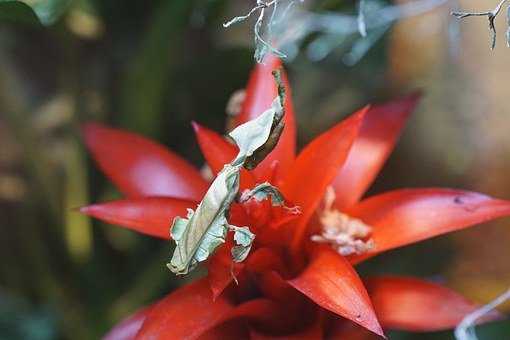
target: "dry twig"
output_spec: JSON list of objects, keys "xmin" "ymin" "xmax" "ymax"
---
[
  {"xmin": 452, "ymin": 0, "xmax": 510, "ymax": 49},
  {"xmin": 224, "ymin": 0, "xmax": 449, "ymax": 63},
  {"xmin": 455, "ymin": 287, "xmax": 510, "ymax": 340},
  {"xmin": 223, "ymin": 0, "xmax": 301, "ymax": 62}
]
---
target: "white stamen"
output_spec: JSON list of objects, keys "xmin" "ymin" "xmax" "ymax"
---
[{"xmin": 311, "ymin": 187, "xmax": 374, "ymax": 256}]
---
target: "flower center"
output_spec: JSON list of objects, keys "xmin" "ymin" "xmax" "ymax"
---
[{"xmin": 311, "ymin": 187, "xmax": 374, "ymax": 256}]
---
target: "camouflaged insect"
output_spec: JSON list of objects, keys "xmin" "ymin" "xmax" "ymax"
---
[{"xmin": 167, "ymin": 71, "xmax": 286, "ymax": 275}]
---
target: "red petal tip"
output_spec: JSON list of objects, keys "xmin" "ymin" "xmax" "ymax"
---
[
  {"xmin": 78, "ymin": 204, "xmax": 94, "ymax": 215},
  {"xmin": 331, "ymin": 95, "xmax": 421, "ymax": 209},
  {"xmin": 393, "ymin": 91, "xmax": 422, "ymax": 112},
  {"xmin": 78, "ymin": 198, "xmax": 193, "ymax": 239},
  {"xmin": 289, "ymin": 247, "xmax": 384, "ymax": 337},
  {"xmin": 352, "ymin": 105, "xmax": 371, "ymax": 125},
  {"xmin": 347, "ymin": 189, "xmax": 510, "ymax": 263},
  {"xmin": 284, "ymin": 105, "xmax": 367, "ymax": 251},
  {"xmin": 81, "ymin": 122, "xmax": 106, "ymax": 143},
  {"xmin": 191, "ymin": 120, "xmax": 200, "ymax": 131},
  {"xmin": 80, "ymin": 121, "xmax": 98, "ymax": 133}
]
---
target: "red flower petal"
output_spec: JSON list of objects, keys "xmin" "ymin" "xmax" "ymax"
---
[
  {"xmin": 206, "ymin": 205, "xmax": 283, "ymax": 299},
  {"xmin": 347, "ymin": 188, "xmax": 510, "ymax": 263},
  {"xmin": 234, "ymin": 55, "xmax": 296, "ymax": 184},
  {"xmin": 104, "ymin": 306, "xmax": 151, "ymax": 340},
  {"xmin": 332, "ymin": 94, "xmax": 420, "ymax": 209},
  {"xmin": 239, "ymin": 197, "xmax": 301, "ymax": 246},
  {"xmin": 226, "ymin": 299, "xmax": 299, "ymax": 333},
  {"xmin": 132, "ymin": 292, "xmax": 317, "ymax": 340},
  {"xmin": 259, "ymin": 271, "xmax": 303, "ymax": 303},
  {"xmin": 80, "ymin": 197, "xmax": 194, "ymax": 239},
  {"xmin": 288, "ymin": 246, "xmax": 384, "ymax": 338},
  {"xmin": 207, "ymin": 247, "xmax": 286, "ymax": 300},
  {"xmin": 246, "ymin": 248, "xmax": 285, "ymax": 274},
  {"xmin": 250, "ymin": 318, "xmax": 323, "ymax": 340},
  {"xmin": 135, "ymin": 279, "xmax": 233, "ymax": 339},
  {"xmin": 82, "ymin": 123, "xmax": 207, "ymax": 200},
  {"xmin": 365, "ymin": 276, "xmax": 501, "ymax": 331},
  {"xmin": 197, "ymin": 322, "xmax": 249, "ymax": 340},
  {"xmin": 203, "ymin": 298, "xmax": 313, "ymax": 338},
  {"xmin": 192, "ymin": 122, "xmax": 256, "ymax": 189},
  {"xmin": 192, "ymin": 122, "xmax": 237, "ymax": 174},
  {"xmin": 207, "ymin": 243, "xmax": 244, "ymax": 300},
  {"xmin": 281, "ymin": 108, "xmax": 367, "ymax": 253}
]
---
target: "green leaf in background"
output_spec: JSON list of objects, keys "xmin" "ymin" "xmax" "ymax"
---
[
  {"xmin": 119, "ymin": 0, "xmax": 196, "ymax": 137},
  {"xmin": 0, "ymin": 0, "xmax": 72, "ymax": 25},
  {"xmin": 0, "ymin": 1, "xmax": 40, "ymax": 25},
  {"xmin": 0, "ymin": 293, "xmax": 57, "ymax": 340}
]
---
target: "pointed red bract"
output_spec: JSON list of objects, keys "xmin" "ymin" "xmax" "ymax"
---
[
  {"xmin": 365, "ymin": 276, "xmax": 500, "ymax": 331},
  {"xmin": 288, "ymin": 246, "xmax": 384, "ymax": 338},
  {"xmin": 192, "ymin": 122, "xmax": 237, "ymax": 174},
  {"xmin": 234, "ymin": 55, "xmax": 296, "ymax": 184},
  {"xmin": 207, "ymin": 243, "xmax": 244, "ymax": 300},
  {"xmin": 87, "ymin": 58, "xmax": 509, "ymax": 340},
  {"xmin": 347, "ymin": 188, "xmax": 510, "ymax": 263},
  {"xmin": 104, "ymin": 306, "xmax": 150, "ymax": 340},
  {"xmin": 135, "ymin": 279, "xmax": 233, "ymax": 339},
  {"xmin": 332, "ymin": 94, "xmax": 420, "ymax": 209},
  {"xmin": 80, "ymin": 197, "xmax": 194, "ymax": 239},
  {"xmin": 281, "ymin": 108, "xmax": 367, "ymax": 253},
  {"xmin": 82, "ymin": 123, "xmax": 208, "ymax": 200},
  {"xmin": 192, "ymin": 122, "xmax": 256, "ymax": 189}
]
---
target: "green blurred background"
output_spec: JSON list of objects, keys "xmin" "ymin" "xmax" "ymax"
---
[{"xmin": 0, "ymin": 0, "xmax": 509, "ymax": 339}]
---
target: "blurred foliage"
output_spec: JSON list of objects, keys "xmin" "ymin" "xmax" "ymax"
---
[
  {"xmin": 0, "ymin": 292, "xmax": 57, "ymax": 339},
  {"xmin": 0, "ymin": 0, "xmax": 71, "ymax": 25},
  {"xmin": 0, "ymin": 0, "xmax": 508, "ymax": 339}
]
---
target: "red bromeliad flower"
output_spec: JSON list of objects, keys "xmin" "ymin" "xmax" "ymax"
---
[{"xmin": 81, "ymin": 56, "xmax": 510, "ymax": 339}]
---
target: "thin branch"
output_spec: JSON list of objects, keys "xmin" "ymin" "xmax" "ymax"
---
[
  {"xmin": 506, "ymin": 5, "xmax": 510, "ymax": 46},
  {"xmin": 451, "ymin": 0, "xmax": 510, "ymax": 49},
  {"xmin": 223, "ymin": 1, "xmax": 274, "ymax": 27},
  {"xmin": 357, "ymin": 0, "xmax": 367, "ymax": 37},
  {"xmin": 224, "ymin": 0, "xmax": 448, "ymax": 63},
  {"xmin": 223, "ymin": 0, "xmax": 301, "ymax": 62},
  {"xmin": 455, "ymin": 287, "xmax": 510, "ymax": 340}
]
